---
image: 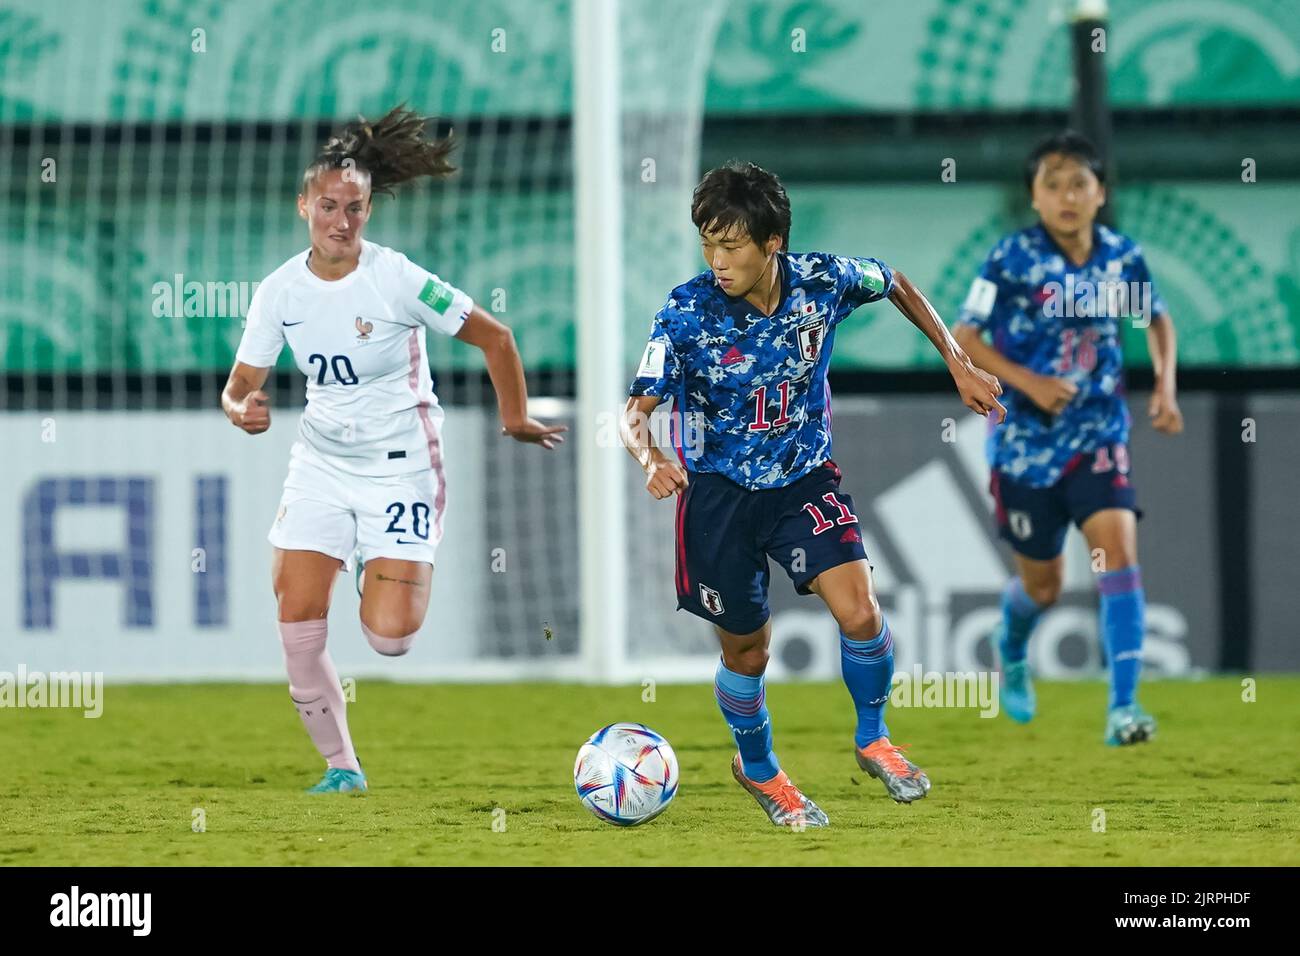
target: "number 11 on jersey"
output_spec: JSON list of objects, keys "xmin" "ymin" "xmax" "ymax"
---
[{"xmin": 748, "ymin": 380, "xmax": 792, "ymax": 432}]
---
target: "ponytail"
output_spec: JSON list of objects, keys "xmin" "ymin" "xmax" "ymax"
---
[{"xmin": 303, "ymin": 104, "xmax": 456, "ymax": 197}]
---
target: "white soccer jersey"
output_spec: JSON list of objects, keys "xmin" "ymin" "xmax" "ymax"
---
[{"xmin": 236, "ymin": 240, "xmax": 473, "ymax": 477}]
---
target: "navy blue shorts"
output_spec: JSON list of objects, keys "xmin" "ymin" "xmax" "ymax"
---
[
  {"xmin": 674, "ymin": 460, "xmax": 868, "ymax": 634},
  {"xmin": 991, "ymin": 443, "xmax": 1142, "ymax": 561}
]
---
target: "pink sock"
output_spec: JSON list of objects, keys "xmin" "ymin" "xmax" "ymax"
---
[{"xmin": 279, "ymin": 619, "xmax": 361, "ymax": 773}]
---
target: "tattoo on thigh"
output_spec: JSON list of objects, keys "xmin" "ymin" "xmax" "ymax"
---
[{"xmin": 375, "ymin": 572, "xmax": 424, "ymax": 587}]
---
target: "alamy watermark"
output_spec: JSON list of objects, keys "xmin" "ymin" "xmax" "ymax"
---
[
  {"xmin": 50, "ymin": 886, "xmax": 150, "ymax": 935},
  {"xmin": 601, "ymin": 407, "xmax": 707, "ymax": 460},
  {"xmin": 151, "ymin": 274, "xmax": 259, "ymax": 319},
  {"xmin": 889, "ymin": 665, "xmax": 1000, "ymax": 718},
  {"xmin": 0, "ymin": 666, "xmax": 103, "ymax": 718},
  {"xmin": 1042, "ymin": 275, "xmax": 1155, "ymax": 327}
]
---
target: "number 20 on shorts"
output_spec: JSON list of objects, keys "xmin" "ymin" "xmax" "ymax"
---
[{"xmin": 385, "ymin": 501, "xmax": 432, "ymax": 539}]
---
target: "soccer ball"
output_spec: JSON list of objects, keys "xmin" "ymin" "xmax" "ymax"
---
[{"xmin": 574, "ymin": 722, "xmax": 679, "ymax": 826}]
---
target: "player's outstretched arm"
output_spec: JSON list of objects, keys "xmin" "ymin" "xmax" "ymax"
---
[
  {"xmin": 221, "ymin": 361, "xmax": 272, "ymax": 435},
  {"xmin": 952, "ymin": 324, "xmax": 1079, "ymax": 416},
  {"xmin": 455, "ymin": 305, "xmax": 568, "ymax": 450},
  {"xmin": 888, "ymin": 270, "xmax": 1006, "ymax": 421},
  {"xmin": 621, "ymin": 395, "xmax": 688, "ymax": 499},
  {"xmin": 1145, "ymin": 313, "xmax": 1183, "ymax": 434}
]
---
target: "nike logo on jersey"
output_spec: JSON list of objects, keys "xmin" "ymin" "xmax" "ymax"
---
[
  {"xmin": 282, "ymin": 321, "xmax": 304, "ymax": 327},
  {"xmin": 394, "ymin": 538, "xmax": 423, "ymax": 545}
]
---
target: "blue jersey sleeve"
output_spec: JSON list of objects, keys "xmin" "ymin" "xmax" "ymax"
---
[
  {"xmin": 1130, "ymin": 246, "xmax": 1169, "ymax": 321},
  {"xmin": 835, "ymin": 255, "xmax": 894, "ymax": 317},
  {"xmin": 957, "ymin": 240, "xmax": 1015, "ymax": 334},
  {"xmin": 628, "ymin": 302, "xmax": 685, "ymax": 404}
]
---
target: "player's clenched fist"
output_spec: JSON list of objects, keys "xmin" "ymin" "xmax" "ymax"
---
[
  {"xmin": 230, "ymin": 389, "xmax": 271, "ymax": 434},
  {"xmin": 644, "ymin": 457, "xmax": 689, "ymax": 499},
  {"xmin": 1148, "ymin": 389, "xmax": 1183, "ymax": 435},
  {"xmin": 1023, "ymin": 372, "xmax": 1078, "ymax": 416},
  {"xmin": 950, "ymin": 356, "xmax": 1007, "ymax": 423}
]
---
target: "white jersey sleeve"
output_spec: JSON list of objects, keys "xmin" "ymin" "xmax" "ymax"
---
[
  {"xmin": 234, "ymin": 280, "xmax": 286, "ymax": 367},
  {"xmin": 393, "ymin": 251, "xmax": 473, "ymax": 336}
]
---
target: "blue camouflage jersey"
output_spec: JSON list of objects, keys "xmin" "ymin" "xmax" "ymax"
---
[
  {"xmin": 629, "ymin": 250, "xmax": 894, "ymax": 490},
  {"xmin": 958, "ymin": 223, "xmax": 1167, "ymax": 488}
]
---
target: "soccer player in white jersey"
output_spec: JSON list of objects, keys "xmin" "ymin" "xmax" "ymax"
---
[{"xmin": 221, "ymin": 107, "xmax": 565, "ymax": 793}]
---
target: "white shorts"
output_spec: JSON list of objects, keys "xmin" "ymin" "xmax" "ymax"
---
[{"xmin": 267, "ymin": 441, "xmax": 445, "ymax": 570}]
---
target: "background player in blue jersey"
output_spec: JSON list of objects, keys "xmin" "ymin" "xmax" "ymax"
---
[
  {"xmin": 953, "ymin": 131, "xmax": 1183, "ymax": 746},
  {"xmin": 621, "ymin": 161, "xmax": 1005, "ymax": 827}
]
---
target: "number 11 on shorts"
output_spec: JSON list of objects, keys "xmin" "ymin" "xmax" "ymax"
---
[{"xmin": 802, "ymin": 492, "xmax": 857, "ymax": 534}]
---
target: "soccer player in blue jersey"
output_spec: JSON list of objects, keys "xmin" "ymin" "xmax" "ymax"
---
[
  {"xmin": 953, "ymin": 131, "xmax": 1183, "ymax": 746},
  {"xmin": 621, "ymin": 161, "xmax": 1006, "ymax": 827}
]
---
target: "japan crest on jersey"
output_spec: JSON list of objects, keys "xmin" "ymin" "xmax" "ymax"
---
[{"xmin": 797, "ymin": 312, "xmax": 825, "ymax": 362}]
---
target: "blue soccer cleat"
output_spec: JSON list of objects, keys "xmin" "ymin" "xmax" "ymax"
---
[
  {"xmin": 1104, "ymin": 703, "xmax": 1157, "ymax": 746},
  {"xmin": 999, "ymin": 658, "xmax": 1037, "ymax": 724},
  {"xmin": 994, "ymin": 625, "xmax": 1037, "ymax": 723},
  {"xmin": 306, "ymin": 767, "xmax": 368, "ymax": 794}
]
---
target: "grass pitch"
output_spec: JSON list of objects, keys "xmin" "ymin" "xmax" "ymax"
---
[{"xmin": 2, "ymin": 678, "xmax": 1297, "ymax": 866}]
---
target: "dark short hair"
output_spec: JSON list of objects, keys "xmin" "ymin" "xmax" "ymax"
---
[
  {"xmin": 691, "ymin": 161, "xmax": 791, "ymax": 250},
  {"xmin": 1024, "ymin": 131, "xmax": 1105, "ymax": 191}
]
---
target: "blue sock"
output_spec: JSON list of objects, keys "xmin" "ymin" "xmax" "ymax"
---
[
  {"xmin": 714, "ymin": 660, "xmax": 779, "ymax": 783},
  {"xmin": 841, "ymin": 617, "xmax": 894, "ymax": 749},
  {"xmin": 1000, "ymin": 577, "xmax": 1045, "ymax": 664},
  {"xmin": 1099, "ymin": 565, "xmax": 1145, "ymax": 709}
]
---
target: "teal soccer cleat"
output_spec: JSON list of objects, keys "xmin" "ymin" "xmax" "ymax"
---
[
  {"xmin": 1104, "ymin": 703, "xmax": 1157, "ymax": 746},
  {"xmin": 995, "ymin": 626, "xmax": 1036, "ymax": 724},
  {"xmin": 306, "ymin": 767, "xmax": 368, "ymax": 794},
  {"xmin": 999, "ymin": 659, "xmax": 1037, "ymax": 724}
]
